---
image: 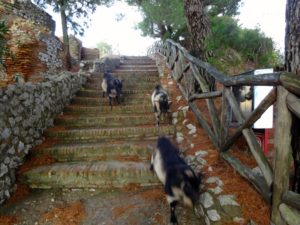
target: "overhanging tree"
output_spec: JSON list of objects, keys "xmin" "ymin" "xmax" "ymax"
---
[
  {"xmin": 33, "ymin": 0, "xmax": 114, "ymax": 68},
  {"xmin": 126, "ymin": 0, "xmax": 242, "ymax": 42}
]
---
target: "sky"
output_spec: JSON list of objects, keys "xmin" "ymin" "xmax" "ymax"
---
[
  {"xmin": 237, "ymin": 0, "xmax": 286, "ymax": 52},
  {"xmin": 46, "ymin": 0, "xmax": 287, "ymax": 56}
]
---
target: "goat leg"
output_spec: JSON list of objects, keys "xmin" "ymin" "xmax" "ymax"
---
[
  {"xmin": 170, "ymin": 201, "xmax": 178, "ymax": 225},
  {"xmin": 109, "ymin": 96, "xmax": 113, "ymax": 111},
  {"xmin": 155, "ymin": 112, "xmax": 160, "ymax": 127}
]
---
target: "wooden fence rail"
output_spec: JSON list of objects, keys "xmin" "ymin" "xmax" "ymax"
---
[{"xmin": 148, "ymin": 39, "xmax": 300, "ymax": 224}]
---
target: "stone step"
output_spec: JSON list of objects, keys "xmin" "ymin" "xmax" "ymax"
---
[
  {"xmin": 121, "ymin": 57, "xmax": 155, "ymax": 65},
  {"xmin": 54, "ymin": 114, "xmax": 171, "ymax": 128},
  {"xmin": 23, "ymin": 161, "xmax": 160, "ymax": 189},
  {"xmin": 121, "ymin": 61, "xmax": 156, "ymax": 65},
  {"xmin": 45, "ymin": 125, "xmax": 176, "ymax": 143},
  {"xmin": 117, "ymin": 65, "xmax": 158, "ymax": 70},
  {"xmin": 88, "ymin": 75, "xmax": 159, "ymax": 83},
  {"xmin": 83, "ymin": 82, "xmax": 156, "ymax": 91},
  {"xmin": 123, "ymin": 56, "xmax": 153, "ymax": 60},
  {"xmin": 77, "ymin": 89, "xmax": 152, "ymax": 98},
  {"xmin": 71, "ymin": 96, "xmax": 152, "ymax": 106},
  {"xmin": 112, "ymin": 70, "xmax": 158, "ymax": 76},
  {"xmin": 33, "ymin": 141, "xmax": 154, "ymax": 162},
  {"xmin": 64, "ymin": 104, "xmax": 153, "ymax": 115}
]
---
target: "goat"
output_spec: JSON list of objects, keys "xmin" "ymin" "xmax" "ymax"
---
[
  {"xmin": 150, "ymin": 136, "xmax": 201, "ymax": 225},
  {"xmin": 101, "ymin": 72, "xmax": 123, "ymax": 110},
  {"xmin": 113, "ymin": 78, "xmax": 123, "ymax": 103},
  {"xmin": 151, "ymin": 85, "xmax": 171, "ymax": 126}
]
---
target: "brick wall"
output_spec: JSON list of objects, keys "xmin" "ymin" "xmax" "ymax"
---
[{"xmin": 0, "ymin": 0, "xmax": 66, "ymax": 85}]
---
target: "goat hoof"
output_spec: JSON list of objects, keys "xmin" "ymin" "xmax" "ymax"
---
[{"xmin": 169, "ymin": 222, "xmax": 178, "ymax": 225}]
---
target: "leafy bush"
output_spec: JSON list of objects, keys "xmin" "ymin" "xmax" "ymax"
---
[
  {"xmin": 206, "ymin": 16, "xmax": 281, "ymax": 68},
  {"xmin": 0, "ymin": 20, "xmax": 9, "ymax": 65}
]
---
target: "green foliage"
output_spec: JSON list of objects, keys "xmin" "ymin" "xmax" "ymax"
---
[
  {"xmin": 0, "ymin": 20, "xmax": 9, "ymax": 65},
  {"xmin": 33, "ymin": 0, "xmax": 114, "ymax": 36},
  {"xmin": 97, "ymin": 41, "xmax": 113, "ymax": 56},
  {"xmin": 126, "ymin": 0, "xmax": 242, "ymax": 40},
  {"xmin": 206, "ymin": 16, "xmax": 281, "ymax": 68},
  {"xmin": 207, "ymin": 0, "xmax": 242, "ymax": 17},
  {"xmin": 129, "ymin": 0, "xmax": 187, "ymax": 41}
]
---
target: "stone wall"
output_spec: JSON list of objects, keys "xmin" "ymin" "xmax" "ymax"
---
[
  {"xmin": 81, "ymin": 47, "xmax": 99, "ymax": 61},
  {"xmin": 69, "ymin": 35, "xmax": 82, "ymax": 67},
  {"xmin": 0, "ymin": 0, "xmax": 66, "ymax": 84},
  {"xmin": 0, "ymin": 0, "xmax": 55, "ymax": 33},
  {"xmin": 0, "ymin": 71, "xmax": 87, "ymax": 204}
]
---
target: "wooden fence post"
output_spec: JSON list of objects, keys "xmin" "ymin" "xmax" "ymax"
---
[{"xmin": 271, "ymin": 86, "xmax": 293, "ymax": 225}]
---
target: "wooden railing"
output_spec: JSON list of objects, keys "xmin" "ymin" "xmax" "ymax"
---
[{"xmin": 149, "ymin": 39, "xmax": 300, "ymax": 224}]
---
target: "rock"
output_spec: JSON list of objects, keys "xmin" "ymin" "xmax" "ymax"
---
[
  {"xmin": 206, "ymin": 177, "xmax": 224, "ymax": 187},
  {"xmin": 207, "ymin": 209, "xmax": 221, "ymax": 222},
  {"xmin": 196, "ymin": 157, "xmax": 207, "ymax": 166},
  {"xmin": 0, "ymin": 164, "xmax": 8, "ymax": 177},
  {"xmin": 195, "ymin": 150, "xmax": 208, "ymax": 157},
  {"xmin": 18, "ymin": 141, "xmax": 25, "ymax": 152},
  {"xmin": 176, "ymin": 96, "xmax": 182, "ymax": 102},
  {"xmin": 233, "ymin": 217, "xmax": 246, "ymax": 224},
  {"xmin": 1, "ymin": 128, "xmax": 11, "ymax": 140},
  {"xmin": 218, "ymin": 195, "xmax": 240, "ymax": 206},
  {"xmin": 176, "ymin": 132, "xmax": 184, "ymax": 143},
  {"xmin": 248, "ymin": 220, "xmax": 258, "ymax": 225},
  {"xmin": 172, "ymin": 118, "xmax": 178, "ymax": 125},
  {"xmin": 200, "ymin": 192, "xmax": 214, "ymax": 208},
  {"xmin": 186, "ymin": 123, "xmax": 196, "ymax": 130},
  {"xmin": 8, "ymin": 147, "xmax": 16, "ymax": 155},
  {"xmin": 181, "ymin": 106, "xmax": 189, "ymax": 117},
  {"xmin": 186, "ymin": 123, "xmax": 197, "ymax": 135},
  {"xmin": 209, "ymin": 186, "xmax": 223, "ymax": 195}
]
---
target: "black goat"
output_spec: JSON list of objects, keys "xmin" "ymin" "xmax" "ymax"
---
[
  {"xmin": 150, "ymin": 136, "xmax": 201, "ymax": 225},
  {"xmin": 151, "ymin": 85, "xmax": 171, "ymax": 126},
  {"xmin": 101, "ymin": 72, "xmax": 123, "ymax": 110}
]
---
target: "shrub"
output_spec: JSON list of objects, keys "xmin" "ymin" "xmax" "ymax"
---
[
  {"xmin": 206, "ymin": 16, "xmax": 281, "ymax": 68},
  {"xmin": 0, "ymin": 20, "xmax": 9, "ymax": 65}
]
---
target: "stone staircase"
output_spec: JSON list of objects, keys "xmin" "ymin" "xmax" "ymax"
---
[{"xmin": 22, "ymin": 56, "xmax": 176, "ymax": 190}]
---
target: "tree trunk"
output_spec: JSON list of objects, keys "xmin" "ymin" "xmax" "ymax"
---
[
  {"xmin": 272, "ymin": 0, "xmax": 300, "ymax": 223},
  {"xmin": 183, "ymin": 0, "xmax": 215, "ymax": 91},
  {"xmin": 60, "ymin": 1, "xmax": 71, "ymax": 70},
  {"xmin": 183, "ymin": 0, "xmax": 209, "ymax": 58},
  {"xmin": 286, "ymin": 0, "xmax": 300, "ymax": 193},
  {"xmin": 285, "ymin": 0, "xmax": 300, "ymax": 75}
]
